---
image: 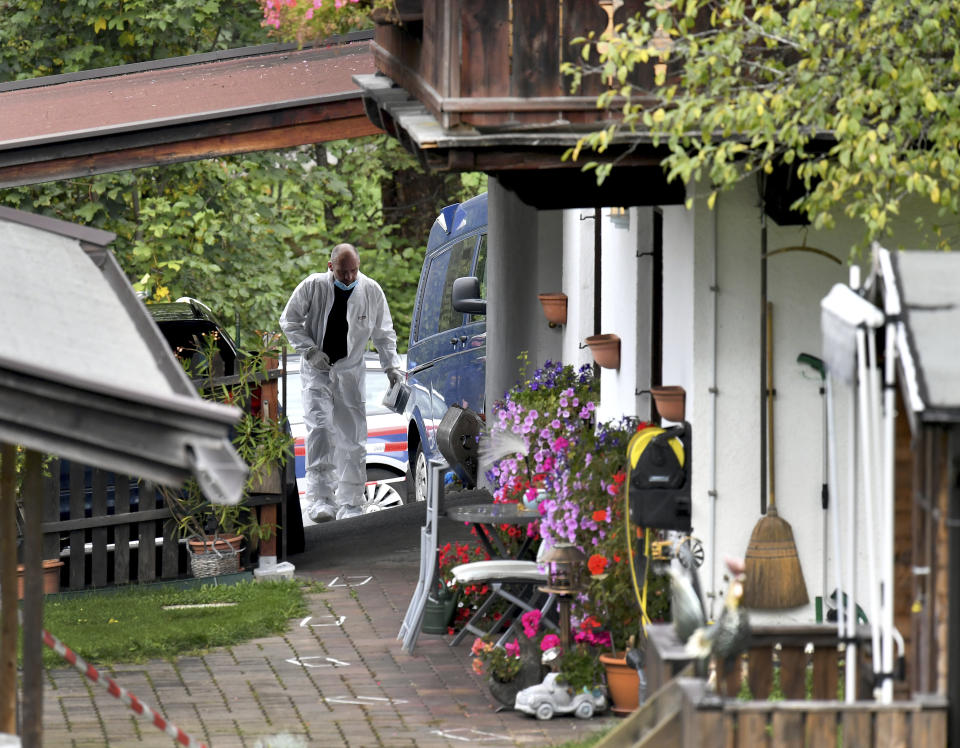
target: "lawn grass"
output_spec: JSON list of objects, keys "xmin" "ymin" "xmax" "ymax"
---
[{"xmin": 33, "ymin": 578, "xmax": 319, "ymax": 669}]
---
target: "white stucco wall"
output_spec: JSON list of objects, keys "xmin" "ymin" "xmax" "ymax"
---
[
  {"xmin": 561, "ymin": 209, "xmax": 598, "ymax": 371},
  {"xmin": 493, "ymin": 176, "xmax": 942, "ymax": 629},
  {"xmin": 684, "ymin": 182, "xmax": 942, "ymax": 623}
]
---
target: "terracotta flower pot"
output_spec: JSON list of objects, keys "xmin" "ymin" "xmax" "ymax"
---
[
  {"xmin": 538, "ymin": 293, "xmax": 568, "ymax": 326},
  {"xmin": 188, "ymin": 534, "xmax": 244, "ymax": 555},
  {"xmin": 16, "ymin": 560, "xmax": 63, "ymax": 599},
  {"xmin": 651, "ymin": 385, "xmax": 686, "ymax": 422},
  {"xmin": 584, "ymin": 334, "xmax": 621, "ymax": 370},
  {"xmin": 599, "ymin": 652, "xmax": 640, "ymax": 715}
]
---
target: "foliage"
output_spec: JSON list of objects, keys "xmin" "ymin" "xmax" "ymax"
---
[
  {"xmin": 35, "ymin": 578, "xmax": 313, "ymax": 669},
  {"xmin": 162, "ymin": 333, "xmax": 293, "ymax": 545},
  {"xmin": 0, "ymin": 0, "xmax": 265, "ymax": 78},
  {"xmin": 259, "ymin": 0, "xmax": 389, "ymax": 44},
  {"xmin": 563, "ymin": 0, "xmax": 960, "ymax": 252},
  {"xmin": 556, "ymin": 639, "xmax": 606, "ymax": 693},
  {"xmin": 1, "ymin": 2, "xmax": 486, "ymax": 351},
  {"xmin": 437, "ymin": 540, "xmax": 491, "ymax": 634},
  {"xmin": 470, "ymin": 610, "xmax": 555, "ymax": 683}
]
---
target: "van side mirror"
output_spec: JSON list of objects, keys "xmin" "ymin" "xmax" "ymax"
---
[{"xmin": 451, "ymin": 276, "xmax": 486, "ymax": 315}]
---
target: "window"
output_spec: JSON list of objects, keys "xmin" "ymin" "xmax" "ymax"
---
[
  {"xmin": 416, "ymin": 236, "xmax": 479, "ymax": 340},
  {"xmin": 470, "ymin": 234, "xmax": 487, "ymax": 321},
  {"xmin": 415, "ymin": 252, "xmax": 451, "ymax": 341}
]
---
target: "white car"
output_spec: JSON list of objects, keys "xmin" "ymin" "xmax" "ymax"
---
[
  {"xmin": 514, "ymin": 673, "xmax": 608, "ymax": 720},
  {"xmin": 280, "ymin": 353, "xmax": 410, "ymax": 526}
]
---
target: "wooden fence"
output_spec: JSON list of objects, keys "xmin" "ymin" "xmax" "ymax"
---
[
  {"xmin": 37, "ymin": 458, "xmax": 287, "ymax": 592},
  {"xmin": 598, "ymin": 675, "xmax": 947, "ymax": 748},
  {"xmin": 599, "ymin": 623, "xmax": 947, "ymax": 748}
]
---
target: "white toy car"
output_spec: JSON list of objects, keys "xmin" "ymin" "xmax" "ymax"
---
[{"xmin": 514, "ymin": 673, "xmax": 608, "ymax": 720}]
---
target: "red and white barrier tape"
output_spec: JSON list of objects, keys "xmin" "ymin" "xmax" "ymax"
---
[{"xmin": 42, "ymin": 628, "xmax": 207, "ymax": 748}]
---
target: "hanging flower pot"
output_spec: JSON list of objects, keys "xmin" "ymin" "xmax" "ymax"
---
[
  {"xmin": 651, "ymin": 385, "xmax": 686, "ymax": 422},
  {"xmin": 538, "ymin": 293, "xmax": 568, "ymax": 327},
  {"xmin": 584, "ymin": 334, "xmax": 621, "ymax": 370}
]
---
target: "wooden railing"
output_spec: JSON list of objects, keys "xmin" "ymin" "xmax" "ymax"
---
[
  {"xmin": 598, "ymin": 623, "xmax": 947, "ymax": 747},
  {"xmin": 372, "ymin": 0, "xmax": 661, "ymax": 130},
  {"xmin": 645, "ymin": 622, "xmax": 880, "ymax": 700},
  {"xmin": 597, "ymin": 675, "xmax": 948, "ymax": 748}
]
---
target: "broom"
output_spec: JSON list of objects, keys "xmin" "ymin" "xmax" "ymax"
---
[{"xmin": 743, "ymin": 301, "xmax": 809, "ymax": 609}]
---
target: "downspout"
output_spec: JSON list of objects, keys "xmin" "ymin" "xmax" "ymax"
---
[
  {"xmin": 708, "ymin": 200, "xmax": 720, "ymax": 620},
  {"xmin": 594, "ymin": 207, "xmax": 602, "ymax": 337},
  {"xmin": 948, "ymin": 426, "xmax": 960, "ymax": 747}
]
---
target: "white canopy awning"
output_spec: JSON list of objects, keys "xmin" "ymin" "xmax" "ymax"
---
[{"xmin": 0, "ymin": 207, "xmax": 246, "ymax": 504}]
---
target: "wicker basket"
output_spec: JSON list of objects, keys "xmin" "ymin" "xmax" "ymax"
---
[{"xmin": 189, "ymin": 544, "xmax": 243, "ymax": 578}]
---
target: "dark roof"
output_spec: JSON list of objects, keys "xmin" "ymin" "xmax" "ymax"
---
[{"xmin": 0, "ymin": 35, "xmax": 379, "ymax": 188}]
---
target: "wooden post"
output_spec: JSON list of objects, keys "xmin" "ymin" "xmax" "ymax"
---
[
  {"xmin": 21, "ymin": 449, "xmax": 44, "ymax": 747},
  {"xmin": 259, "ymin": 504, "xmax": 277, "ymax": 559},
  {"xmin": 0, "ymin": 444, "xmax": 19, "ymax": 734}
]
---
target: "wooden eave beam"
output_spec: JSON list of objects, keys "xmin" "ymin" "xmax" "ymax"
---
[{"xmin": 0, "ymin": 100, "xmax": 381, "ymax": 189}]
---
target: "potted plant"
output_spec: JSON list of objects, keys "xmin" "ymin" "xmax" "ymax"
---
[
  {"xmin": 484, "ymin": 355, "xmax": 671, "ymax": 713},
  {"xmin": 470, "ymin": 610, "xmax": 555, "ymax": 709},
  {"xmin": 162, "ymin": 334, "xmax": 293, "ymax": 577}
]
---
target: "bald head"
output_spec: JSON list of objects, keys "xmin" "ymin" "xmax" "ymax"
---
[{"xmin": 329, "ymin": 243, "xmax": 359, "ymax": 286}]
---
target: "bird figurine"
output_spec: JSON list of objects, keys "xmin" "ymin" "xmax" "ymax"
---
[
  {"xmin": 685, "ymin": 558, "xmax": 751, "ymax": 695},
  {"xmin": 668, "ymin": 538, "xmax": 707, "ymax": 645}
]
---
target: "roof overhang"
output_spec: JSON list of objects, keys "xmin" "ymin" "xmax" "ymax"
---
[
  {"xmin": 354, "ymin": 73, "xmax": 686, "ymax": 209},
  {"xmin": 0, "ymin": 208, "xmax": 248, "ymax": 504},
  {"xmin": 877, "ymin": 246, "xmax": 960, "ymax": 427},
  {"xmin": 0, "ymin": 35, "xmax": 381, "ymax": 188}
]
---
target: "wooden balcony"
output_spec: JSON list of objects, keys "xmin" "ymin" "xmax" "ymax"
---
[{"xmin": 371, "ymin": 0, "xmax": 658, "ymax": 132}]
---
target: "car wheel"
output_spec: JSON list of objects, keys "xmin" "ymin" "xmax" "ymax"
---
[
  {"xmin": 405, "ymin": 443, "xmax": 428, "ymax": 503},
  {"xmin": 362, "ymin": 468, "xmax": 406, "ymax": 512},
  {"xmin": 574, "ymin": 700, "xmax": 594, "ymax": 719},
  {"xmin": 534, "ymin": 702, "xmax": 554, "ymax": 721}
]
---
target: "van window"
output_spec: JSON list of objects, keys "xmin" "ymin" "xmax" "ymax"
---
[
  {"xmin": 416, "ymin": 236, "xmax": 478, "ymax": 340},
  {"xmin": 470, "ymin": 234, "xmax": 487, "ymax": 322}
]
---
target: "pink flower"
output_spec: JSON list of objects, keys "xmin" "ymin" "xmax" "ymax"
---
[
  {"xmin": 470, "ymin": 637, "xmax": 486, "ymax": 656},
  {"xmin": 521, "ymin": 609, "xmax": 541, "ymax": 638},
  {"xmin": 305, "ymin": 8, "xmax": 313, "ymax": 18},
  {"xmin": 540, "ymin": 634, "xmax": 560, "ymax": 651},
  {"xmin": 505, "ymin": 638, "xmax": 520, "ymax": 657},
  {"xmin": 552, "ymin": 436, "xmax": 569, "ymax": 451}
]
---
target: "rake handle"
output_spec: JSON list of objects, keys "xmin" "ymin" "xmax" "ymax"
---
[{"xmin": 766, "ymin": 301, "xmax": 776, "ymax": 513}]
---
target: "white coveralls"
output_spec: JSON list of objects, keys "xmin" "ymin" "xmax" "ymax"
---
[{"xmin": 279, "ymin": 270, "xmax": 401, "ymax": 517}]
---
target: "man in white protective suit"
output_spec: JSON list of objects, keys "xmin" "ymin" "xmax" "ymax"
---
[{"xmin": 280, "ymin": 243, "xmax": 403, "ymax": 523}]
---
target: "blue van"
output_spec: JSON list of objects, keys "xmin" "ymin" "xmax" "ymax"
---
[{"xmin": 403, "ymin": 192, "xmax": 487, "ymax": 502}]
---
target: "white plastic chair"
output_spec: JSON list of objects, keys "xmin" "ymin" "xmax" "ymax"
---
[{"xmin": 449, "ymin": 550, "xmax": 558, "ymax": 647}]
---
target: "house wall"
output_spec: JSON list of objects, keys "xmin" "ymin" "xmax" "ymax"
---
[
  {"xmin": 561, "ymin": 209, "xmax": 597, "ymax": 371},
  {"xmin": 486, "ymin": 177, "xmax": 563, "ymax": 403},
  {"xmin": 490, "ymin": 174, "xmax": 943, "ymax": 631}
]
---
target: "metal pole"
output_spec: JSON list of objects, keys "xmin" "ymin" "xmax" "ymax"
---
[
  {"xmin": 856, "ymin": 328, "xmax": 882, "ymax": 694},
  {"xmin": 21, "ymin": 449, "xmax": 43, "ymax": 747},
  {"xmin": 0, "ymin": 444, "xmax": 18, "ymax": 734}
]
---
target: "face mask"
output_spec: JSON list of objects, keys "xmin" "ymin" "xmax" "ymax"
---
[{"xmin": 334, "ymin": 278, "xmax": 357, "ymax": 291}]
